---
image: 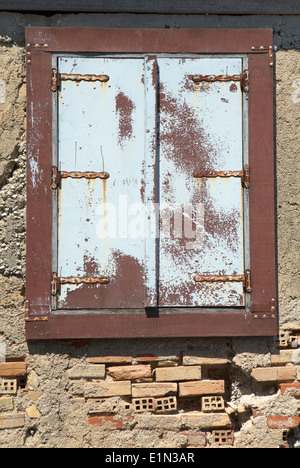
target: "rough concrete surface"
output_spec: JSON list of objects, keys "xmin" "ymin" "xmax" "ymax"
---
[
  {"xmin": 276, "ymin": 50, "xmax": 300, "ymax": 327},
  {"xmin": 0, "ymin": 13, "xmax": 299, "ymax": 448}
]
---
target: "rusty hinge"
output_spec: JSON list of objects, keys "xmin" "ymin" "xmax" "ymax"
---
[
  {"xmin": 51, "ymin": 166, "xmax": 109, "ymax": 189},
  {"xmin": 193, "ymin": 165, "xmax": 250, "ymax": 188},
  {"xmin": 25, "ymin": 300, "xmax": 48, "ymax": 322},
  {"xmin": 51, "ymin": 273, "xmax": 110, "ymax": 296},
  {"xmin": 190, "ymin": 70, "xmax": 249, "ymax": 93},
  {"xmin": 51, "ymin": 68, "xmax": 61, "ymax": 92},
  {"xmin": 194, "ymin": 270, "xmax": 252, "ymax": 293},
  {"xmin": 51, "ymin": 68, "xmax": 109, "ymax": 92}
]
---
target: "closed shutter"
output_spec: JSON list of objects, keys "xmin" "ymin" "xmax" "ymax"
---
[
  {"xmin": 157, "ymin": 57, "xmax": 247, "ymax": 308},
  {"xmin": 54, "ymin": 56, "xmax": 157, "ymax": 309}
]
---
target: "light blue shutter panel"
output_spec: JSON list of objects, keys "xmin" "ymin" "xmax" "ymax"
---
[
  {"xmin": 157, "ymin": 57, "xmax": 245, "ymax": 307},
  {"xmin": 57, "ymin": 56, "xmax": 154, "ymax": 309}
]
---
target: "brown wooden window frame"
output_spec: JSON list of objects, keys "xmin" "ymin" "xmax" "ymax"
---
[{"xmin": 25, "ymin": 27, "xmax": 277, "ymax": 339}]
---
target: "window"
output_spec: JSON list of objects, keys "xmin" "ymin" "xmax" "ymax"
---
[{"xmin": 25, "ymin": 28, "xmax": 277, "ymax": 338}]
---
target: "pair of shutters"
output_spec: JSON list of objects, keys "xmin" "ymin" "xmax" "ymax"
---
[{"xmin": 51, "ymin": 55, "xmax": 249, "ymax": 311}]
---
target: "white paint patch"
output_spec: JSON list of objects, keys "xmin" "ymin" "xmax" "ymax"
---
[
  {"xmin": 292, "ymin": 348, "xmax": 300, "ymax": 364},
  {"xmin": 0, "ymin": 79, "xmax": 6, "ymax": 103},
  {"xmin": 28, "ymin": 148, "xmax": 43, "ymax": 190},
  {"xmin": 291, "ymin": 78, "xmax": 300, "ymax": 103},
  {"xmin": 0, "ymin": 339, "xmax": 6, "ymax": 363}
]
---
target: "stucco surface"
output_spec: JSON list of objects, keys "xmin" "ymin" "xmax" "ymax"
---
[{"xmin": 0, "ymin": 16, "xmax": 299, "ymax": 448}]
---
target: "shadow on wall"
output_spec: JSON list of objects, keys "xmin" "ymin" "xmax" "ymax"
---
[{"xmin": 1, "ymin": 12, "xmax": 300, "ymax": 50}]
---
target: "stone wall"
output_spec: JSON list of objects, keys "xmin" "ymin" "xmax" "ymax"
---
[{"xmin": 0, "ymin": 12, "xmax": 299, "ymax": 448}]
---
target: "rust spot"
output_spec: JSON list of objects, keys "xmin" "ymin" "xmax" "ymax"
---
[
  {"xmin": 183, "ymin": 76, "xmax": 209, "ymax": 94},
  {"xmin": 83, "ymin": 252, "xmax": 102, "ymax": 276},
  {"xmin": 230, "ymin": 83, "xmax": 238, "ymax": 93},
  {"xmin": 60, "ymin": 251, "xmax": 144, "ymax": 309},
  {"xmin": 110, "ymin": 250, "xmax": 145, "ymax": 307},
  {"xmin": 140, "ymin": 160, "xmax": 146, "ymax": 204},
  {"xmin": 115, "ymin": 91, "xmax": 135, "ymax": 146},
  {"xmin": 159, "ymin": 85, "xmax": 218, "ymax": 175},
  {"xmin": 200, "ymin": 180, "xmax": 241, "ymax": 255},
  {"xmin": 221, "ymin": 98, "xmax": 229, "ymax": 103},
  {"xmin": 100, "ymin": 81, "xmax": 108, "ymax": 93},
  {"xmin": 102, "ymin": 178, "xmax": 107, "ymax": 206},
  {"xmin": 140, "ymin": 179, "xmax": 145, "ymax": 204}
]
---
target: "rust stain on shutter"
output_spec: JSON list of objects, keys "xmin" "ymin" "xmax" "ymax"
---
[
  {"xmin": 158, "ymin": 57, "xmax": 246, "ymax": 307},
  {"xmin": 56, "ymin": 56, "xmax": 149, "ymax": 309},
  {"xmin": 115, "ymin": 91, "xmax": 136, "ymax": 144}
]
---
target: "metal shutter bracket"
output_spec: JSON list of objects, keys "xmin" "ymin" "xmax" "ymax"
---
[
  {"xmin": 51, "ymin": 273, "xmax": 110, "ymax": 296},
  {"xmin": 193, "ymin": 165, "xmax": 250, "ymax": 188},
  {"xmin": 51, "ymin": 166, "xmax": 109, "ymax": 189},
  {"xmin": 190, "ymin": 70, "xmax": 249, "ymax": 93},
  {"xmin": 194, "ymin": 270, "xmax": 252, "ymax": 293},
  {"xmin": 51, "ymin": 68, "xmax": 110, "ymax": 92}
]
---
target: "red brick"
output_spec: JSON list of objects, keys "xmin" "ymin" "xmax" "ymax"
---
[
  {"xmin": 179, "ymin": 380, "xmax": 224, "ymax": 397},
  {"xmin": 0, "ymin": 362, "xmax": 27, "ymax": 377},
  {"xmin": 88, "ymin": 414, "xmax": 133, "ymax": 429},
  {"xmin": 135, "ymin": 354, "xmax": 179, "ymax": 363},
  {"xmin": 135, "ymin": 354, "xmax": 161, "ymax": 362},
  {"xmin": 280, "ymin": 383, "xmax": 300, "ymax": 397},
  {"xmin": 267, "ymin": 415, "xmax": 300, "ymax": 429},
  {"xmin": 107, "ymin": 365, "xmax": 152, "ymax": 381},
  {"xmin": 86, "ymin": 356, "xmax": 132, "ymax": 364}
]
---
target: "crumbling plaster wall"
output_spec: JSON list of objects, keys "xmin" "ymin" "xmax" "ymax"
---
[{"xmin": 0, "ymin": 12, "xmax": 299, "ymax": 448}]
